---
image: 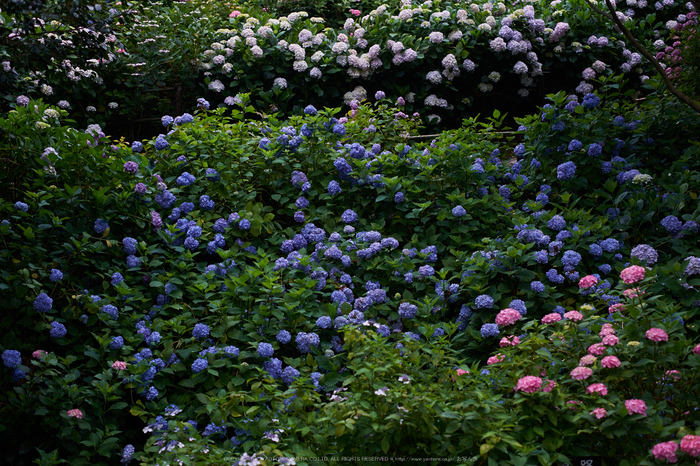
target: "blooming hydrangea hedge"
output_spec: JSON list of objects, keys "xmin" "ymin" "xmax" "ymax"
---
[
  {"xmin": 0, "ymin": 80, "xmax": 699, "ymax": 464},
  {"xmin": 2, "ymin": 0, "xmax": 698, "ymax": 133}
]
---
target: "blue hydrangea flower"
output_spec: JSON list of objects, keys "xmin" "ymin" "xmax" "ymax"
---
[
  {"xmin": 395, "ymin": 192, "xmax": 404, "ymax": 203},
  {"xmin": 328, "ymin": 180, "xmax": 342, "ymax": 196},
  {"xmin": 332, "ymin": 124, "xmax": 346, "ymax": 136},
  {"xmin": 276, "ymin": 330, "xmax": 292, "ymax": 344},
  {"xmin": 177, "ymin": 172, "xmax": 196, "ymax": 186},
  {"xmin": 474, "ymin": 295, "xmax": 494, "ymax": 309},
  {"xmin": 568, "ymin": 139, "xmax": 583, "ymax": 151},
  {"xmin": 514, "ymin": 144, "xmax": 526, "ymax": 157},
  {"xmin": 398, "ymin": 302, "xmax": 417, "ymax": 319},
  {"xmin": 122, "ymin": 444, "xmax": 135, "ymax": 464},
  {"xmin": 294, "ymin": 211, "xmax": 305, "ymax": 223},
  {"xmin": 452, "ymin": 206, "xmax": 467, "ymax": 217},
  {"xmin": 557, "ymin": 161, "xmax": 576, "ymax": 181},
  {"xmin": 304, "ymin": 105, "xmax": 317, "ymax": 115},
  {"xmin": 154, "ymin": 136, "xmax": 168, "ymax": 151},
  {"xmin": 180, "ymin": 113, "xmax": 194, "ymax": 124},
  {"xmin": 162, "ymin": 115, "xmax": 173, "ymax": 126},
  {"xmin": 109, "ymin": 336, "xmax": 124, "ymax": 349},
  {"xmin": 281, "ymin": 366, "xmax": 300, "ymax": 385},
  {"xmin": 480, "ymin": 323, "xmax": 499, "ymax": 338},
  {"xmin": 110, "ymin": 273, "xmax": 124, "ymax": 286},
  {"xmin": 546, "ymin": 269, "xmax": 565, "ymax": 284},
  {"xmin": 341, "ymin": 209, "xmax": 358, "ymax": 224},
  {"xmin": 2, "ymin": 350, "xmax": 22, "ymax": 369},
  {"xmin": 509, "ymin": 299, "xmax": 527, "ymax": 315},
  {"xmin": 562, "ymin": 250, "xmax": 582, "ymax": 267},
  {"xmin": 257, "ymin": 342, "xmax": 274, "ymax": 358},
  {"xmin": 547, "ymin": 215, "xmax": 566, "ymax": 231},
  {"xmin": 531, "ymin": 281, "xmax": 545, "ymax": 292},
  {"xmin": 34, "ymin": 292, "xmax": 53, "ymax": 313},
  {"xmin": 184, "ymin": 237, "xmax": 199, "ymax": 251},
  {"xmin": 49, "ymin": 269, "xmax": 63, "ymax": 282},
  {"xmin": 14, "ymin": 201, "xmax": 28, "ymax": 212},
  {"xmin": 661, "ymin": 215, "xmax": 683, "ymax": 236},
  {"xmin": 224, "ymin": 346, "xmax": 239, "ymax": 357},
  {"xmin": 199, "ymin": 195, "xmax": 215, "ymax": 210},
  {"xmin": 193, "ymin": 323, "xmax": 210, "ymax": 339},
  {"xmin": 50, "ymin": 321, "xmax": 67, "ymax": 338},
  {"xmin": 102, "ymin": 304, "xmax": 119, "ymax": 319},
  {"xmin": 192, "ymin": 358, "xmax": 208, "ymax": 373},
  {"xmin": 131, "ymin": 141, "xmax": 143, "ymax": 153},
  {"xmin": 588, "ymin": 143, "xmax": 603, "ymax": 157},
  {"xmin": 239, "ymin": 219, "xmax": 251, "ymax": 230},
  {"xmin": 94, "ymin": 218, "xmax": 109, "ymax": 234},
  {"xmin": 582, "ymin": 93, "xmax": 600, "ymax": 109},
  {"xmin": 264, "ymin": 358, "xmax": 282, "ymax": 378}
]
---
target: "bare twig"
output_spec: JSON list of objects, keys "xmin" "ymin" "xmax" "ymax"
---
[{"xmin": 583, "ymin": 0, "xmax": 700, "ymax": 113}]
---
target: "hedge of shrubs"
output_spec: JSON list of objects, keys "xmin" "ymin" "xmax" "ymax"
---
[
  {"xmin": 1, "ymin": 66, "xmax": 699, "ymax": 464},
  {"xmin": 1, "ymin": 0, "xmax": 698, "ymax": 135}
]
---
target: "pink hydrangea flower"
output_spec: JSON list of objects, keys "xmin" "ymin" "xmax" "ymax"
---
[
  {"xmin": 664, "ymin": 370, "xmax": 681, "ymax": 380},
  {"xmin": 599, "ymin": 324, "xmax": 616, "ymax": 336},
  {"xmin": 646, "ymin": 328, "xmax": 668, "ymax": 342},
  {"xmin": 578, "ymin": 275, "xmax": 598, "ymax": 289},
  {"xmin": 623, "ymin": 287, "xmax": 644, "ymax": 298},
  {"xmin": 487, "ymin": 353, "xmax": 505, "ymax": 365},
  {"xmin": 349, "ymin": 9, "xmax": 361, "ymax": 16},
  {"xmin": 588, "ymin": 343, "xmax": 606, "ymax": 356},
  {"xmin": 542, "ymin": 380, "xmax": 556, "ymax": 392},
  {"xmin": 67, "ymin": 409, "xmax": 83, "ymax": 419},
  {"xmin": 625, "ymin": 399, "xmax": 647, "ymax": 416},
  {"xmin": 456, "ymin": 369, "xmax": 469, "ymax": 376},
  {"xmin": 112, "ymin": 361, "xmax": 127, "ymax": 370},
  {"xmin": 620, "ymin": 265, "xmax": 646, "ymax": 284},
  {"xmin": 570, "ymin": 366, "xmax": 593, "ymax": 380},
  {"xmin": 680, "ymin": 435, "xmax": 700, "ymax": 457},
  {"xmin": 515, "ymin": 376, "xmax": 542, "ymax": 393},
  {"xmin": 541, "ymin": 313, "xmax": 562, "ymax": 324},
  {"xmin": 590, "ymin": 407, "xmax": 608, "ymax": 419},
  {"xmin": 586, "ymin": 383, "xmax": 608, "ymax": 395},
  {"xmin": 564, "ymin": 310, "xmax": 584, "ymax": 321},
  {"xmin": 499, "ymin": 335, "xmax": 520, "ymax": 347},
  {"xmin": 229, "ymin": 10, "xmax": 241, "ymax": 17},
  {"xmin": 694, "ymin": 344, "xmax": 700, "ymax": 355},
  {"xmin": 495, "ymin": 308, "xmax": 522, "ymax": 327},
  {"xmin": 651, "ymin": 441, "xmax": 678, "ymax": 462},
  {"xmin": 32, "ymin": 350, "xmax": 47, "ymax": 359},
  {"xmin": 608, "ymin": 303, "xmax": 625, "ymax": 314},
  {"xmin": 602, "ymin": 335, "xmax": 619, "ymax": 346},
  {"xmin": 601, "ymin": 355, "xmax": 621, "ymax": 368},
  {"xmin": 579, "ymin": 355, "xmax": 597, "ymax": 366}
]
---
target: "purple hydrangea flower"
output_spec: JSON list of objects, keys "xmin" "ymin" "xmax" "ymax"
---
[
  {"xmin": 124, "ymin": 161, "xmax": 139, "ymax": 174},
  {"xmin": 480, "ymin": 323, "xmax": 499, "ymax": 338},
  {"xmin": 257, "ymin": 342, "xmax": 274, "ymax": 358},
  {"xmin": 2, "ymin": 350, "xmax": 22, "ymax": 369},
  {"xmin": 341, "ymin": 209, "xmax": 358, "ymax": 224},
  {"xmin": 192, "ymin": 358, "xmax": 208, "ymax": 373},
  {"xmin": 328, "ymin": 180, "xmax": 342, "ymax": 195},
  {"xmin": 531, "ymin": 281, "xmax": 545, "ymax": 292},
  {"xmin": 475, "ymin": 295, "xmax": 494, "ymax": 309},
  {"xmin": 50, "ymin": 321, "xmax": 67, "ymax": 338},
  {"xmin": 199, "ymin": 195, "xmax": 215, "ymax": 210},
  {"xmin": 557, "ymin": 161, "xmax": 576, "ymax": 181},
  {"xmin": 193, "ymin": 323, "xmax": 210, "ymax": 339},
  {"xmin": 50, "ymin": 269, "xmax": 63, "ymax": 282},
  {"xmin": 94, "ymin": 218, "xmax": 109, "ymax": 234}
]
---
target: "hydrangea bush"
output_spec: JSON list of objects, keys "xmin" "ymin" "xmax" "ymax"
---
[{"xmin": 0, "ymin": 75, "xmax": 698, "ymax": 465}]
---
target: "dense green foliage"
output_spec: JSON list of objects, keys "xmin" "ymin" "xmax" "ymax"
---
[{"xmin": 1, "ymin": 1, "xmax": 700, "ymax": 466}]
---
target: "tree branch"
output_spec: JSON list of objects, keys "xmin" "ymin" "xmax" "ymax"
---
[{"xmin": 583, "ymin": 0, "xmax": 700, "ymax": 113}]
